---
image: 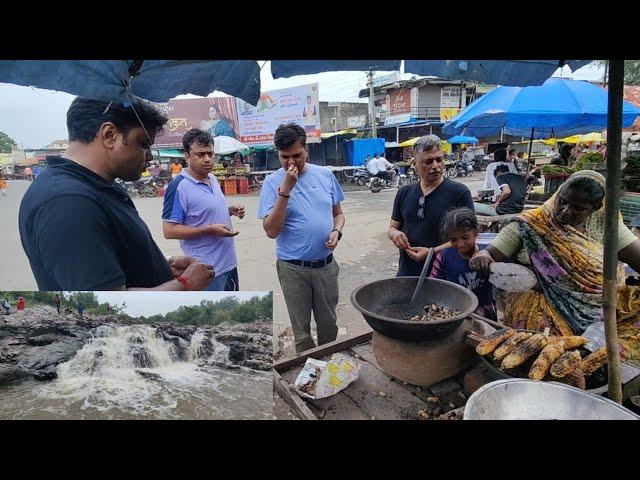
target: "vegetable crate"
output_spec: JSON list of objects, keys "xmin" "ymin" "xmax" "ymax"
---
[
  {"xmin": 221, "ymin": 178, "xmax": 238, "ymax": 195},
  {"xmin": 543, "ymin": 174, "xmax": 570, "ymax": 195},
  {"xmin": 620, "ymin": 192, "xmax": 640, "ymax": 225}
]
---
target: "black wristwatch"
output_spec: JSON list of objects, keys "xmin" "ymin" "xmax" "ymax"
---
[{"xmin": 332, "ymin": 229, "xmax": 343, "ymax": 240}]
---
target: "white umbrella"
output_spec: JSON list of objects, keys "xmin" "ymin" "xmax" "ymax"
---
[{"xmin": 214, "ymin": 136, "xmax": 248, "ymax": 155}]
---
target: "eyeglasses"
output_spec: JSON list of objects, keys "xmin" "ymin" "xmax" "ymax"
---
[{"xmin": 418, "ymin": 195, "xmax": 426, "ymax": 220}]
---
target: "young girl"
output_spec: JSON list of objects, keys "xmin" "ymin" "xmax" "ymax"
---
[{"xmin": 429, "ymin": 207, "xmax": 496, "ymax": 320}]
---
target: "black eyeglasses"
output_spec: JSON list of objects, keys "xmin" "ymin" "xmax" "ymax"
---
[{"xmin": 418, "ymin": 195, "xmax": 426, "ymax": 220}]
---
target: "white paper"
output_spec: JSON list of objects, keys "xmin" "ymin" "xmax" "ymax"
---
[{"xmin": 294, "ymin": 354, "xmax": 360, "ymax": 400}]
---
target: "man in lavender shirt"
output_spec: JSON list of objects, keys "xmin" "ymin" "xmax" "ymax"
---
[{"xmin": 162, "ymin": 129, "xmax": 245, "ymax": 291}]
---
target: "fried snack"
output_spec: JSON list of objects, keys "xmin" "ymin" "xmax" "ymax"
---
[
  {"xmin": 555, "ymin": 369, "xmax": 586, "ymax": 389},
  {"xmin": 493, "ymin": 332, "xmax": 533, "ymax": 361},
  {"xmin": 528, "ymin": 341, "xmax": 565, "ymax": 380},
  {"xmin": 579, "ymin": 347, "xmax": 608, "ymax": 376},
  {"xmin": 550, "ymin": 350, "xmax": 582, "ymax": 378},
  {"xmin": 476, "ymin": 328, "xmax": 516, "ymax": 356},
  {"xmin": 501, "ymin": 334, "xmax": 548, "ymax": 370},
  {"xmin": 548, "ymin": 336, "xmax": 588, "ymax": 349}
]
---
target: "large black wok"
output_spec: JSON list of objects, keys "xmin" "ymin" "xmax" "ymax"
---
[{"xmin": 350, "ymin": 277, "xmax": 478, "ymax": 341}]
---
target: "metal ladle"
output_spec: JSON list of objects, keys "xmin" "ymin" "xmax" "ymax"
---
[{"xmin": 408, "ymin": 247, "xmax": 436, "ymax": 307}]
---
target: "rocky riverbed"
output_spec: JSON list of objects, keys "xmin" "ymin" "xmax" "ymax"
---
[{"xmin": 0, "ymin": 306, "xmax": 272, "ymax": 419}]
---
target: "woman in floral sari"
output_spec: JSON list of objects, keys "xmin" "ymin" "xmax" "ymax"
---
[{"xmin": 470, "ymin": 170, "xmax": 640, "ymax": 366}]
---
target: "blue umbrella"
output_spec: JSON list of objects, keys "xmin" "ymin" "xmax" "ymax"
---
[
  {"xmin": 0, "ymin": 60, "xmax": 262, "ymax": 105},
  {"xmin": 271, "ymin": 60, "xmax": 590, "ymax": 86},
  {"xmin": 446, "ymin": 135, "xmax": 478, "ymax": 144},
  {"xmin": 271, "ymin": 60, "xmax": 401, "ymax": 78},
  {"xmin": 442, "ymin": 78, "xmax": 640, "ymax": 138},
  {"xmin": 404, "ymin": 60, "xmax": 591, "ymax": 87}
]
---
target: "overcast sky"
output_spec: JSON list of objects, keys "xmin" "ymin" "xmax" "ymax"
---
[
  {"xmin": 92, "ymin": 291, "xmax": 269, "ymax": 317},
  {"xmin": 0, "ymin": 61, "xmax": 604, "ymax": 149}
]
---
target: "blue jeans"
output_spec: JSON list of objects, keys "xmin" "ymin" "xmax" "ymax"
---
[{"xmin": 205, "ymin": 267, "xmax": 239, "ymax": 291}]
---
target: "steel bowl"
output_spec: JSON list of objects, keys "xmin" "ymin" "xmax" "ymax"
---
[
  {"xmin": 350, "ymin": 277, "xmax": 478, "ymax": 341},
  {"xmin": 464, "ymin": 378, "xmax": 640, "ymax": 420}
]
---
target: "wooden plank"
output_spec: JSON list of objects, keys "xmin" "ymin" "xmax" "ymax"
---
[
  {"xmin": 273, "ymin": 331, "xmax": 373, "ymax": 372},
  {"xmin": 339, "ymin": 355, "xmax": 432, "ymax": 420},
  {"xmin": 470, "ymin": 313, "xmax": 505, "ymax": 330},
  {"xmin": 351, "ymin": 343, "xmax": 378, "ymax": 368},
  {"xmin": 273, "ymin": 370, "xmax": 317, "ymax": 421}
]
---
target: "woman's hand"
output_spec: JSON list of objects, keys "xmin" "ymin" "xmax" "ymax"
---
[{"xmin": 469, "ymin": 250, "xmax": 494, "ymax": 273}]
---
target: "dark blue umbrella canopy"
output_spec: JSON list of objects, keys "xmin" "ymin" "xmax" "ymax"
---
[
  {"xmin": 0, "ymin": 60, "xmax": 262, "ymax": 105},
  {"xmin": 270, "ymin": 60, "xmax": 591, "ymax": 86}
]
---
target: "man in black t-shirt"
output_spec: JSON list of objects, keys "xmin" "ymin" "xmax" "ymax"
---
[
  {"xmin": 388, "ymin": 134, "xmax": 474, "ymax": 277},
  {"xmin": 19, "ymin": 97, "xmax": 214, "ymax": 291},
  {"xmin": 494, "ymin": 164, "xmax": 527, "ymax": 215}
]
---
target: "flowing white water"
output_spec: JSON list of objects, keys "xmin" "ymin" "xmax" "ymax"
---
[{"xmin": 0, "ymin": 324, "xmax": 272, "ymax": 420}]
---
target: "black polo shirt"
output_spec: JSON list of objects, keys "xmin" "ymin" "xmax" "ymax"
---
[
  {"xmin": 391, "ymin": 178, "xmax": 474, "ymax": 277},
  {"xmin": 19, "ymin": 156, "xmax": 173, "ymax": 290}
]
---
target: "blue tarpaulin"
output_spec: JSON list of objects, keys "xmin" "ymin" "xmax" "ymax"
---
[
  {"xmin": 446, "ymin": 135, "xmax": 479, "ymax": 144},
  {"xmin": 344, "ymin": 138, "xmax": 386, "ymax": 166},
  {"xmin": 0, "ymin": 60, "xmax": 262, "ymax": 105},
  {"xmin": 442, "ymin": 78, "xmax": 640, "ymax": 138}
]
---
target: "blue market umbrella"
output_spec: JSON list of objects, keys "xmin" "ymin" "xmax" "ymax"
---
[
  {"xmin": 0, "ymin": 60, "xmax": 262, "ymax": 105},
  {"xmin": 442, "ymin": 78, "xmax": 640, "ymax": 138},
  {"xmin": 446, "ymin": 135, "xmax": 478, "ymax": 144}
]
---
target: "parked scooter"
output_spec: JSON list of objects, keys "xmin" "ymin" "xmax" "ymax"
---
[{"xmin": 446, "ymin": 159, "xmax": 474, "ymax": 179}]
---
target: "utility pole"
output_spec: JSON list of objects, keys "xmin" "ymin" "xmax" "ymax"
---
[{"xmin": 367, "ymin": 70, "xmax": 377, "ymax": 138}]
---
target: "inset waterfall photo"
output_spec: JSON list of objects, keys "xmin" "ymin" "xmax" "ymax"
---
[{"xmin": 0, "ymin": 291, "xmax": 273, "ymax": 420}]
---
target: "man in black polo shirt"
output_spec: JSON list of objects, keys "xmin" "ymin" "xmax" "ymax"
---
[
  {"xmin": 19, "ymin": 97, "xmax": 213, "ymax": 291},
  {"xmin": 494, "ymin": 164, "xmax": 526, "ymax": 215},
  {"xmin": 388, "ymin": 134, "xmax": 474, "ymax": 277}
]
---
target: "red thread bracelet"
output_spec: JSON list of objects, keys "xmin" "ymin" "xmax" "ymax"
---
[{"xmin": 177, "ymin": 275, "xmax": 190, "ymax": 291}]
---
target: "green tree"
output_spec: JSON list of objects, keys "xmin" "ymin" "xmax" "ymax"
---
[
  {"xmin": 592, "ymin": 60, "xmax": 640, "ymax": 86},
  {"xmin": 0, "ymin": 131, "xmax": 16, "ymax": 154}
]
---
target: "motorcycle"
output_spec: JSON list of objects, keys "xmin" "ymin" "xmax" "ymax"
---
[
  {"xmin": 368, "ymin": 169, "xmax": 400, "ymax": 193},
  {"xmin": 445, "ymin": 159, "xmax": 474, "ymax": 179},
  {"xmin": 344, "ymin": 168, "xmax": 371, "ymax": 187}
]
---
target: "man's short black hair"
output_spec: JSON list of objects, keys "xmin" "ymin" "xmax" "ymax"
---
[
  {"xmin": 560, "ymin": 143, "xmax": 573, "ymax": 159},
  {"xmin": 67, "ymin": 97, "xmax": 167, "ymax": 144},
  {"xmin": 182, "ymin": 129, "xmax": 214, "ymax": 152},
  {"xmin": 495, "ymin": 164, "xmax": 510, "ymax": 174},
  {"xmin": 274, "ymin": 123, "xmax": 306, "ymax": 150},
  {"xmin": 494, "ymin": 148, "xmax": 507, "ymax": 163}
]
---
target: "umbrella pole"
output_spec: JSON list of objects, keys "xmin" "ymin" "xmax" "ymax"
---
[
  {"xmin": 603, "ymin": 59, "xmax": 624, "ymax": 404},
  {"xmin": 525, "ymin": 127, "xmax": 534, "ymax": 179}
]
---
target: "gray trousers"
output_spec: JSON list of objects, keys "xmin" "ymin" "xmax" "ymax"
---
[{"xmin": 276, "ymin": 258, "xmax": 339, "ymax": 353}]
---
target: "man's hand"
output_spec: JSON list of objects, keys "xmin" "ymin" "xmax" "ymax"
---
[
  {"xmin": 281, "ymin": 163, "xmax": 299, "ymax": 194},
  {"xmin": 405, "ymin": 246, "xmax": 430, "ymax": 263},
  {"xmin": 325, "ymin": 230, "xmax": 340, "ymax": 250},
  {"xmin": 390, "ymin": 230, "xmax": 411, "ymax": 250},
  {"xmin": 229, "ymin": 205, "xmax": 245, "ymax": 219},
  {"xmin": 207, "ymin": 224, "xmax": 240, "ymax": 237},
  {"xmin": 169, "ymin": 256, "xmax": 196, "ymax": 277},
  {"xmin": 469, "ymin": 251, "xmax": 494, "ymax": 273},
  {"xmin": 181, "ymin": 261, "xmax": 214, "ymax": 291}
]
